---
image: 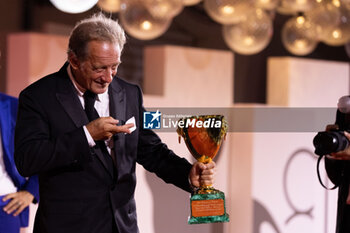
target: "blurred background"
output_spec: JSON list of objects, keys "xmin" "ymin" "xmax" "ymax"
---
[
  {"xmin": 1, "ymin": 1, "xmax": 350, "ymax": 233},
  {"xmin": 0, "ymin": 0, "xmax": 349, "ymax": 103}
]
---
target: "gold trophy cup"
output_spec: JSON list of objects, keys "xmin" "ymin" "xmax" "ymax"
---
[{"xmin": 177, "ymin": 115, "xmax": 229, "ymax": 224}]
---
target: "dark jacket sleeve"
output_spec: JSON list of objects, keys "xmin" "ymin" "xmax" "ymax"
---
[{"xmin": 134, "ymin": 86, "xmax": 192, "ymax": 193}]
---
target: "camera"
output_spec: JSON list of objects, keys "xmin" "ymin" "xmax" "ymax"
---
[
  {"xmin": 313, "ymin": 96, "xmax": 350, "ymax": 156},
  {"xmin": 313, "ymin": 129, "xmax": 349, "ymax": 156}
]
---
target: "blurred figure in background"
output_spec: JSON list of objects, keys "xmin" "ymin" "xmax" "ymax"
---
[{"xmin": 0, "ymin": 92, "xmax": 39, "ymax": 233}]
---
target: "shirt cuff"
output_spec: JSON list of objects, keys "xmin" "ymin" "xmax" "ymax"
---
[
  {"xmin": 83, "ymin": 125, "xmax": 96, "ymax": 147},
  {"xmin": 188, "ymin": 176, "xmax": 199, "ymax": 193}
]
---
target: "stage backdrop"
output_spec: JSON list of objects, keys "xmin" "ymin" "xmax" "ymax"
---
[
  {"xmin": 6, "ymin": 34, "xmax": 235, "ymax": 233},
  {"xmin": 6, "ymin": 33, "xmax": 350, "ymax": 233},
  {"xmin": 249, "ymin": 57, "xmax": 349, "ymax": 233}
]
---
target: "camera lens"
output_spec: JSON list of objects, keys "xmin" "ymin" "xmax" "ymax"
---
[{"xmin": 313, "ymin": 131, "xmax": 349, "ymax": 156}]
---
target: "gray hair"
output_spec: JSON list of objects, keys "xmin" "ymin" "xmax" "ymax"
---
[{"xmin": 68, "ymin": 13, "xmax": 126, "ymax": 60}]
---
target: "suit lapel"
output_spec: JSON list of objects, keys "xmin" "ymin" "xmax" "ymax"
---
[
  {"xmin": 55, "ymin": 64, "xmax": 88, "ymax": 128},
  {"xmin": 55, "ymin": 64, "xmax": 114, "ymax": 178},
  {"xmin": 109, "ymin": 78, "xmax": 126, "ymax": 177},
  {"xmin": 56, "ymin": 90, "xmax": 88, "ymax": 129}
]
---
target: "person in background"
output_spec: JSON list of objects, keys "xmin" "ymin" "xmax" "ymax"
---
[
  {"xmin": 14, "ymin": 13, "xmax": 215, "ymax": 233},
  {"xmin": 325, "ymin": 131, "xmax": 350, "ymax": 233},
  {"xmin": 0, "ymin": 92, "xmax": 39, "ymax": 233}
]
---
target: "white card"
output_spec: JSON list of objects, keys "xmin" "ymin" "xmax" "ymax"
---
[{"xmin": 125, "ymin": 116, "xmax": 136, "ymax": 134}]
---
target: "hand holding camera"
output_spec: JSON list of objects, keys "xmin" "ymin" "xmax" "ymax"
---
[
  {"xmin": 316, "ymin": 125, "xmax": 350, "ymax": 160},
  {"xmin": 313, "ymin": 96, "xmax": 350, "ymax": 160},
  {"xmin": 328, "ymin": 130, "xmax": 350, "ymax": 160}
]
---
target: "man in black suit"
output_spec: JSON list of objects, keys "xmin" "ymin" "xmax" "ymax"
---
[
  {"xmin": 322, "ymin": 107, "xmax": 350, "ymax": 233},
  {"xmin": 325, "ymin": 156, "xmax": 350, "ymax": 233},
  {"xmin": 325, "ymin": 129, "xmax": 350, "ymax": 233},
  {"xmin": 14, "ymin": 13, "xmax": 216, "ymax": 233}
]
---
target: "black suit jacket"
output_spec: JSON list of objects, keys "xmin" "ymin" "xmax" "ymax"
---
[
  {"xmin": 325, "ymin": 158, "xmax": 350, "ymax": 233},
  {"xmin": 14, "ymin": 63, "xmax": 192, "ymax": 233}
]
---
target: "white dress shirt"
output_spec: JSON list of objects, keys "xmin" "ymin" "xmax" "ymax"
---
[{"xmin": 67, "ymin": 65, "xmax": 113, "ymax": 153}]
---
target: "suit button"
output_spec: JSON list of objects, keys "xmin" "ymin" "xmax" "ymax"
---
[{"xmin": 89, "ymin": 149, "xmax": 96, "ymax": 156}]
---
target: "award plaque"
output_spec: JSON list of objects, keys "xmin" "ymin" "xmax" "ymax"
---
[{"xmin": 177, "ymin": 115, "xmax": 229, "ymax": 224}]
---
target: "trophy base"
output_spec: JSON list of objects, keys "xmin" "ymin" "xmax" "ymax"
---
[{"xmin": 188, "ymin": 189, "xmax": 229, "ymax": 224}]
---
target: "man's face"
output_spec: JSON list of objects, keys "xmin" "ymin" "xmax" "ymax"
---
[{"xmin": 71, "ymin": 40, "xmax": 121, "ymax": 94}]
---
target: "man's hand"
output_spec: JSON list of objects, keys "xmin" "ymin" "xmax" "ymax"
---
[
  {"xmin": 189, "ymin": 161, "xmax": 216, "ymax": 188},
  {"xmin": 2, "ymin": 191, "xmax": 34, "ymax": 216},
  {"xmin": 86, "ymin": 117, "xmax": 135, "ymax": 141},
  {"xmin": 325, "ymin": 124, "xmax": 350, "ymax": 160}
]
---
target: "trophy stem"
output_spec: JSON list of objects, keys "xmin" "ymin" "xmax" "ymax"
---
[
  {"xmin": 198, "ymin": 155, "xmax": 212, "ymax": 164},
  {"xmin": 177, "ymin": 115, "xmax": 229, "ymax": 224},
  {"xmin": 196, "ymin": 186, "xmax": 219, "ymax": 195},
  {"xmin": 196, "ymin": 155, "xmax": 217, "ymax": 194}
]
